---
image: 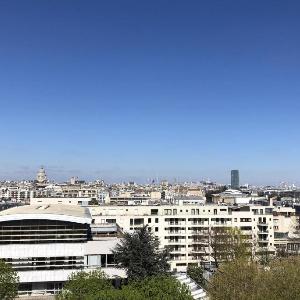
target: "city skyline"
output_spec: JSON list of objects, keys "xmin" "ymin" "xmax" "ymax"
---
[
  {"xmin": 0, "ymin": 165, "xmax": 299, "ymax": 187},
  {"xmin": 1, "ymin": 1, "xmax": 300, "ymax": 184}
]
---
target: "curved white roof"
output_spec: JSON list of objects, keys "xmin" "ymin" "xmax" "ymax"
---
[{"xmin": 0, "ymin": 204, "xmax": 91, "ymax": 224}]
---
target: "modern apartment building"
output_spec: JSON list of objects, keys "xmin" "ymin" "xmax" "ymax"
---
[
  {"xmin": 0, "ymin": 204, "xmax": 125, "ymax": 296},
  {"xmin": 90, "ymin": 204, "xmax": 275, "ymax": 271}
]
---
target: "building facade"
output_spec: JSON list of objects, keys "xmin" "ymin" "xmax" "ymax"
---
[
  {"xmin": 90, "ymin": 204, "xmax": 275, "ymax": 271},
  {"xmin": 0, "ymin": 205, "xmax": 124, "ymax": 296},
  {"xmin": 231, "ymin": 170, "xmax": 240, "ymax": 190}
]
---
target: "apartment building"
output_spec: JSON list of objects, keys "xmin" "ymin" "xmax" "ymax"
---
[
  {"xmin": 90, "ymin": 204, "xmax": 275, "ymax": 271},
  {"xmin": 0, "ymin": 186, "xmax": 31, "ymax": 203},
  {"xmin": 0, "ymin": 204, "xmax": 125, "ymax": 296},
  {"xmin": 273, "ymin": 206, "xmax": 300, "ymax": 254}
]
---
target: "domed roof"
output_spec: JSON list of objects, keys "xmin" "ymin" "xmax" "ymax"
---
[{"xmin": 36, "ymin": 166, "xmax": 47, "ymax": 183}]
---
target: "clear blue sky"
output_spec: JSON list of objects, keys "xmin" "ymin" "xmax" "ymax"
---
[{"xmin": 0, "ymin": 0, "xmax": 299, "ymax": 184}]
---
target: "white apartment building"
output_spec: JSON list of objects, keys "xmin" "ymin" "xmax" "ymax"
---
[
  {"xmin": 90, "ymin": 204, "xmax": 275, "ymax": 271},
  {"xmin": 0, "ymin": 186, "xmax": 31, "ymax": 202},
  {"xmin": 0, "ymin": 205, "xmax": 125, "ymax": 296}
]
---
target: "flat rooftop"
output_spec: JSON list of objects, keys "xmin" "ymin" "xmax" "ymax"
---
[{"xmin": 0, "ymin": 204, "xmax": 91, "ymax": 223}]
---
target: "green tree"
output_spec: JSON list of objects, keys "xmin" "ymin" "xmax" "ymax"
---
[
  {"xmin": 209, "ymin": 227, "xmax": 252, "ymax": 268},
  {"xmin": 113, "ymin": 225, "xmax": 170, "ymax": 281},
  {"xmin": 207, "ymin": 259, "xmax": 262, "ymax": 300},
  {"xmin": 126, "ymin": 275, "xmax": 193, "ymax": 300},
  {"xmin": 207, "ymin": 257, "xmax": 300, "ymax": 300},
  {"xmin": 0, "ymin": 260, "xmax": 19, "ymax": 300},
  {"xmin": 187, "ymin": 265, "xmax": 205, "ymax": 287},
  {"xmin": 57, "ymin": 269, "xmax": 112, "ymax": 300},
  {"xmin": 261, "ymin": 257, "xmax": 300, "ymax": 300},
  {"xmin": 59, "ymin": 273, "xmax": 193, "ymax": 300},
  {"xmin": 89, "ymin": 198, "xmax": 99, "ymax": 205}
]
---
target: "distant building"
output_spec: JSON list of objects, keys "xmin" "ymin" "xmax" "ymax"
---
[
  {"xmin": 36, "ymin": 167, "xmax": 47, "ymax": 184},
  {"xmin": 231, "ymin": 170, "xmax": 239, "ymax": 189}
]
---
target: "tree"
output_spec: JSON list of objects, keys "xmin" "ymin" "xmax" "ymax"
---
[
  {"xmin": 0, "ymin": 260, "xmax": 19, "ymax": 300},
  {"xmin": 89, "ymin": 198, "xmax": 99, "ymax": 205},
  {"xmin": 261, "ymin": 257, "xmax": 300, "ymax": 300},
  {"xmin": 58, "ymin": 273, "xmax": 193, "ymax": 300},
  {"xmin": 113, "ymin": 225, "xmax": 170, "ymax": 281},
  {"xmin": 124, "ymin": 275, "xmax": 193, "ymax": 300},
  {"xmin": 208, "ymin": 257, "xmax": 300, "ymax": 300},
  {"xmin": 57, "ymin": 269, "xmax": 112, "ymax": 300},
  {"xmin": 207, "ymin": 259, "xmax": 262, "ymax": 300},
  {"xmin": 208, "ymin": 227, "xmax": 252, "ymax": 268},
  {"xmin": 187, "ymin": 265, "xmax": 205, "ymax": 287}
]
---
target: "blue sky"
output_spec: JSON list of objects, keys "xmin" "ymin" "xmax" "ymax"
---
[{"xmin": 0, "ymin": 0, "xmax": 299, "ymax": 184}]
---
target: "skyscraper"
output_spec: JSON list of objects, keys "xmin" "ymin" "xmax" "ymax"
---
[{"xmin": 231, "ymin": 170, "xmax": 239, "ymax": 189}]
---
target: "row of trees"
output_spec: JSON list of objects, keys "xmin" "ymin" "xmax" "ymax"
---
[{"xmin": 58, "ymin": 270, "xmax": 193, "ymax": 300}]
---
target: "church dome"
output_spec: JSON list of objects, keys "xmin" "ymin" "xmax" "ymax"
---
[{"xmin": 36, "ymin": 167, "xmax": 47, "ymax": 183}]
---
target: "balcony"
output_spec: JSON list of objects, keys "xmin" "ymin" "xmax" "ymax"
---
[
  {"xmin": 166, "ymin": 222, "xmax": 186, "ymax": 226},
  {"xmin": 167, "ymin": 240, "xmax": 187, "ymax": 245},
  {"xmin": 165, "ymin": 230, "xmax": 186, "ymax": 235},
  {"xmin": 191, "ymin": 231, "xmax": 209, "ymax": 236},
  {"xmin": 189, "ymin": 221, "xmax": 209, "ymax": 226},
  {"xmin": 258, "ymin": 222, "xmax": 268, "ymax": 227},
  {"xmin": 191, "ymin": 248, "xmax": 206, "ymax": 254},
  {"xmin": 258, "ymin": 231, "xmax": 268, "ymax": 235},
  {"xmin": 191, "ymin": 240, "xmax": 209, "ymax": 245},
  {"xmin": 169, "ymin": 248, "xmax": 186, "ymax": 254}
]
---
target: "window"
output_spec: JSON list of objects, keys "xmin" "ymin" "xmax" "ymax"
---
[
  {"xmin": 155, "ymin": 227, "xmax": 158, "ymax": 232},
  {"xmin": 155, "ymin": 218, "xmax": 158, "ymax": 223},
  {"xmin": 151, "ymin": 209, "xmax": 158, "ymax": 215},
  {"xmin": 134, "ymin": 219, "xmax": 144, "ymax": 225},
  {"xmin": 148, "ymin": 218, "xmax": 151, "ymax": 223}
]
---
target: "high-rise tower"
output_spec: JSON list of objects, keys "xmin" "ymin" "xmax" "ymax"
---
[{"xmin": 231, "ymin": 170, "xmax": 239, "ymax": 190}]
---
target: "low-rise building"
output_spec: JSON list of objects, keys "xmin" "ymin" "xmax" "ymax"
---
[{"xmin": 0, "ymin": 205, "xmax": 124, "ymax": 296}]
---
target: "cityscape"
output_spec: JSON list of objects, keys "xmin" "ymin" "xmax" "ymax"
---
[
  {"xmin": 1, "ymin": 1, "xmax": 300, "ymax": 299},
  {"xmin": 1, "ymin": 167, "xmax": 300, "ymax": 298}
]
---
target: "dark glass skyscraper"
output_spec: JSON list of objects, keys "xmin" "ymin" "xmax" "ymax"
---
[{"xmin": 231, "ymin": 170, "xmax": 239, "ymax": 189}]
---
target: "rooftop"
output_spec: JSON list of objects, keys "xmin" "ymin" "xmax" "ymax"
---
[{"xmin": 0, "ymin": 204, "xmax": 92, "ymax": 224}]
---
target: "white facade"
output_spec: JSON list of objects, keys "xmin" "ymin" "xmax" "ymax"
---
[
  {"xmin": 0, "ymin": 205, "xmax": 124, "ymax": 296},
  {"xmin": 90, "ymin": 204, "xmax": 275, "ymax": 271}
]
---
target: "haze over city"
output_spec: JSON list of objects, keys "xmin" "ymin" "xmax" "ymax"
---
[{"xmin": 1, "ymin": 0, "xmax": 299, "ymax": 184}]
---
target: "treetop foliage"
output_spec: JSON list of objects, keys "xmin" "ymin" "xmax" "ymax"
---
[
  {"xmin": 0, "ymin": 260, "xmax": 19, "ymax": 300},
  {"xmin": 57, "ymin": 272, "xmax": 193, "ymax": 300},
  {"xmin": 113, "ymin": 225, "xmax": 170, "ymax": 281},
  {"xmin": 208, "ymin": 256, "xmax": 300, "ymax": 300},
  {"xmin": 57, "ymin": 269, "xmax": 111, "ymax": 300}
]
